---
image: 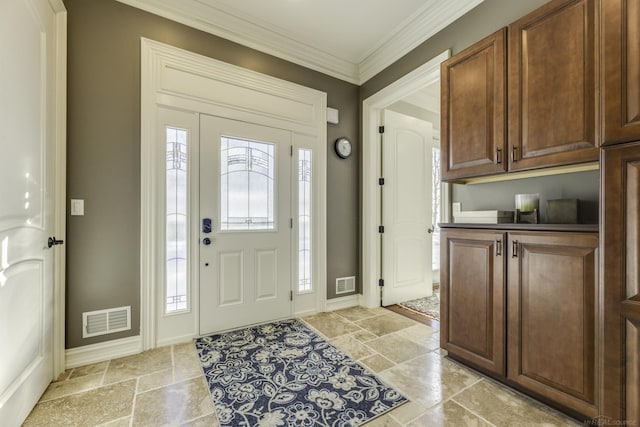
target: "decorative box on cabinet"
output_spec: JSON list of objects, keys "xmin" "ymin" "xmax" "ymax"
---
[
  {"xmin": 601, "ymin": 142, "xmax": 640, "ymax": 424},
  {"xmin": 441, "ymin": 29, "xmax": 506, "ymax": 181},
  {"xmin": 508, "ymin": 0, "xmax": 599, "ymax": 171}
]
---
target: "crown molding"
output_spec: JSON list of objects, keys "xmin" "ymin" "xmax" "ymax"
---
[
  {"xmin": 115, "ymin": 0, "xmax": 483, "ymax": 85},
  {"xmin": 358, "ymin": 0, "xmax": 484, "ymax": 83}
]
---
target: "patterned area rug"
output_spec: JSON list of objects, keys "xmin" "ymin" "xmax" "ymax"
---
[
  {"xmin": 195, "ymin": 319, "xmax": 407, "ymax": 427},
  {"xmin": 398, "ymin": 289, "xmax": 440, "ymax": 321}
]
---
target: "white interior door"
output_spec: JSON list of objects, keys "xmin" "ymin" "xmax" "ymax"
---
[
  {"xmin": 0, "ymin": 0, "xmax": 59, "ymax": 424},
  {"xmin": 381, "ymin": 110, "xmax": 433, "ymax": 306},
  {"xmin": 199, "ymin": 115, "xmax": 292, "ymax": 334}
]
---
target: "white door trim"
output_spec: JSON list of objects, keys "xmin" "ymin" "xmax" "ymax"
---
[
  {"xmin": 361, "ymin": 50, "xmax": 450, "ymax": 308},
  {"xmin": 51, "ymin": 0, "xmax": 68, "ymax": 381},
  {"xmin": 141, "ymin": 39, "xmax": 327, "ymax": 349}
]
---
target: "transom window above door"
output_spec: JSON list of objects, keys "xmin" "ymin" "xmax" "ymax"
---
[{"xmin": 220, "ymin": 137, "xmax": 276, "ymax": 231}]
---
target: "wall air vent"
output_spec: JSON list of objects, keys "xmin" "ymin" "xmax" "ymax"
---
[
  {"xmin": 336, "ymin": 276, "xmax": 356, "ymax": 294},
  {"xmin": 82, "ymin": 306, "xmax": 131, "ymax": 338}
]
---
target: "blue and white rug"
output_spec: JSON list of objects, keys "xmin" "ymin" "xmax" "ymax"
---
[{"xmin": 195, "ymin": 319, "xmax": 407, "ymax": 427}]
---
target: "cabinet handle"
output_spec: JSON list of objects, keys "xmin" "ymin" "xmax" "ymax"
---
[
  {"xmin": 512, "ymin": 240, "xmax": 518, "ymax": 258},
  {"xmin": 496, "ymin": 148, "xmax": 502, "ymax": 164},
  {"xmin": 511, "ymin": 145, "xmax": 518, "ymax": 162},
  {"xmin": 496, "ymin": 239, "xmax": 502, "ymax": 256}
]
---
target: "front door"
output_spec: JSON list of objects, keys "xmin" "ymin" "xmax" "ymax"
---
[
  {"xmin": 0, "ymin": 0, "xmax": 60, "ymax": 424},
  {"xmin": 199, "ymin": 115, "xmax": 292, "ymax": 334},
  {"xmin": 381, "ymin": 110, "xmax": 433, "ymax": 306}
]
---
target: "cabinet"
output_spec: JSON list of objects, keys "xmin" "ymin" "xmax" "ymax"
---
[
  {"xmin": 440, "ymin": 229, "xmax": 506, "ymax": 375},
  {"xmin": 441, "ymin": 226, "xmax": 599, "ymax": 418},
  {"xmin": 602, "ymin": 0, "xmax": 640, "ymax": 145},
  {"xmin": 441, "ymin": 29, "xmax": 506, "ymax": 180},
  {"xmin": 507, "ymin": 232, "xmax": 599, "ymax": 418},
  {"xmin": 601, "ymin": 142, "xmax": 640, "ymax": 423},
  {"xmin": 508, "ymin": 0, "xmax": 599, "ymax": 171}
]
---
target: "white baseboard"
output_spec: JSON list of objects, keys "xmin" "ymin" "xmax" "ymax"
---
[
  {"xmin": 156, "ymin": 333, "xmax": 196, "ymax": 348},
  {"xmin": 65, "ymin": 335, "xmax": 143, "ymax": 369},
  {"xmin": 293, "ymin": 308, "xmax": 318, "ymax": 318},
  {"xmin": 325, "ymin": 294, "xmax": 360, "ymax": 312}
]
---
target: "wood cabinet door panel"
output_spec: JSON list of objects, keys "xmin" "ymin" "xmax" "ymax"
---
[
  {"xmin": 441, "ymin": 29, "xmax": 506, "ymax": 180},
  {"xmin": 508, "ymin": 232, "xmax": 599, "ymax": 417},
  {"xmin": 441, "ymin": 229, "xmax": 506, "ymax": 375},
  {"xmin": 603, "ymin": 0, "xmax": 640, "ymax": 144},
  {"xmin": 602, "ymin": 142, "xmax": 640, "ymax": 422},
  {"xmin": 508, "ymin": 0, "xmax": 599, "ymax": 171}
]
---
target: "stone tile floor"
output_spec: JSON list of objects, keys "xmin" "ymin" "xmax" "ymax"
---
[{"xmin": 24, "ymin": 307, "xmax": 581, "ymax": 426}]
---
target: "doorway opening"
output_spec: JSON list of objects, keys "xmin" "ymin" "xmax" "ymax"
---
[{"xmin": 362, "ymin": 51, "xmax": 451, "ymax": 327}]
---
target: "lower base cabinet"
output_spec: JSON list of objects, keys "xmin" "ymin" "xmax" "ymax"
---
[{"xmin": 441, "ymin": 228, "xmax": 599, "ymax": 419}]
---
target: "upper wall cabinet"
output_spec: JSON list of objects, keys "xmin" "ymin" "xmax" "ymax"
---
[
  {"xmin": 602, "ymin": 0, "xmax": 640, "ymax": 145},
  {"xmin": 441, "ymin": 29, "xmax": 507, "ymax": 181},
  {"xmin": 508, "ymin": 0, "xmax": 599, "ymax": 172}
]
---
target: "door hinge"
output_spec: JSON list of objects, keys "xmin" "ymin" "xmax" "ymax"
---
[
  {"xmin": 379, "ymin": 279, "xmax": 384, "ymax": 287},
  {"xmin": 290, "ymin": 290, "xmax": 293, "ymax": 301},
  {"xmin": 379, "ymin": 126, "xmax": 385, "ymax": 134},
  {"xmin": 290, "ymin": 145, "xmax": 293, "ymax": 156},
  {"xmin": 378, "ymin": 177, "xmax": 384, "ymax": 185},
  {"xmin": 290, "ymin": 218, "xmax": 293, "ymax": 229},
  {"xmin": 378, "ymin": 225, "xmax": 384, "ymax": 233}
]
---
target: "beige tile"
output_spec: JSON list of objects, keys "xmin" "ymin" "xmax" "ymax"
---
[
  {"xmin": 407, "ymin": 400, "xmax": 493, "ymax": 427},
  {"xmin": 98, "ymin": 416, "xmax": 132, "ymax": 427},
  {"xmin": 137, "ymin": 368, "xmax": 174, "ymax": 393},
  {"xmin": 40, "ymin": 372, "xmax": 103, "ymax": 402},
  {"xmin": 53, "ymin": 369, "xmax": 72, "ymax": 382},
  {"xmin": 379, "ymin": 352, "xmax": 480, "ymax": 408},
  {"xmin": 386, "ymin": 401, "xmax": 429, "ymax": 425},
  {"xmin": 104, "ymin": 346, "xmax": 172, "ymax": 384},
  {"xmin": 132, "ymin": 377, "xmax": 214, "ymax": 426},
  {"xmin": 355, "ymin": 313, "xmax": 416, "ymax": 336},
  {"xmin": 360, "ymin": 354, "xmax": 395, "ymax": 373},
  {"xmin": 69, "ymin": 361, "xmax": 109, "ymax": 379},
  {"xmin": 302, "ymin": 312, "xmax": 361, "ymax": 338},
  {"xmin": 334, "ymin": 306, "xmax": 381, "ymax": 321},
  {"xmin": 453, "ymin": 379, "xmax": 581, "ymax": 427},
  {"xmin": 352, "ymin": 329, "xmax": 378, "ymax": 342},
  {"xmin": 365, "ymin": 413, "xmax": 403, "ymax": 426},
  {"xmin": 368, "ymin": 334, "xmax": 430, "ymax": 363},
  {"xmin": 24, "ymin": 379, "xmax": 136, "ymax": 426},
  {"xmin": 330, "ymin": 335, "xmax": 375, "ymax": 360},
  {"xmin": 396, "ymin": 324, "xmax": 438, "ymax": 347},
  {"xmin": 180, "ymin": 413, "xmax": 220, "ymax": 426},
  {"xmin": 174, "ymin": 342, "xmax": 204, "ymax": 381}
]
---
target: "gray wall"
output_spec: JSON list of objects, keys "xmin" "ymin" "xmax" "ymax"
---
[{"xmin": 64, "ymin": 0, "xmax": 359, "ymax": 348}]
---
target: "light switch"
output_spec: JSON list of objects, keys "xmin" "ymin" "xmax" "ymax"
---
[{"xmin": 71, "ymin": 199, "xmax": 84, "ymax": 216}]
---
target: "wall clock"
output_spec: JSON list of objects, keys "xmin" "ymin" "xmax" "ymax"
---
[{"xmin": 334, "ymin": 137, "xmax": 352, "ymax": 159}]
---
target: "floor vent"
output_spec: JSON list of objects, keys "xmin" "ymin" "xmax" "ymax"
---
[
  {"xmin": 336, "ymin": 276, "xmax": 356, "ymax": 294},
  {"xmin": 82, "ymin": 306, "xmax": 131, "ymax": 338}
]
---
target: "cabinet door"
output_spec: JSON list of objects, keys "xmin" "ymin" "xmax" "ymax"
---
[
  {"xmin": 508, "ymin": 0, "xmax": 599, "ymax": 171},
  {"xmin": 441, "ymin": 29, "xmax": 506, "ymax": 181},
  {"xmin": 441, "ymin": 229, "xmax": 506, "ymax": 375},
  {"xmin": 507, "ymin": 232, "xmax": 599, "ymax": 417},
  {"xmin": 602, "ymin": 0, "xmax": 640, "ymax": 145},
  {"xmin": 601, "ymin": 142, "xmax": 640, "ymax": 423}
]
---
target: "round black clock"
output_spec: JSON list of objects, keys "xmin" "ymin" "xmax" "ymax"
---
[{"xmin": 334, "ymin": 137, "xmax": 352, "ymax": 159}]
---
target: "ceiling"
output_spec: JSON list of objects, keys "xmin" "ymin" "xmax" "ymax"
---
[{"xmin": 116, "ymin": 0, "xmax": 483, "ymax": 84}]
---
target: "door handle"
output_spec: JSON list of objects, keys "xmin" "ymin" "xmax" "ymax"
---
[
  {"xmin": 512, "ymin": 240, "xmax": 518, "ymax": 258},
  {"xmin": 47, "ymin": 237, "xmax": 64, "ymax": 248},
  {"xmin": 496, "ymin": 239, "xmax": 502, "ymax": 256},
  {"xmin": 496, "ymin": 147, "xmax": 502, "ymax": 164},
  {"xmin": 202, "ymin": 218, "xmax": 212, "ymax": 233},
  {"xmin": 511, "ymin": 145, "xmax": 518, "ymax": 162}
]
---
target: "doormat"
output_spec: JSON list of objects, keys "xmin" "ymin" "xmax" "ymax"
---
[
  {"xmin": 195, "ymin": 319, "xmax": 407, "ymax": 427},
  {"xmin": 398, "ymin": 290, "xmax": 440, "ymax": 321}
]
